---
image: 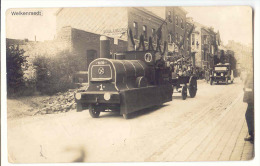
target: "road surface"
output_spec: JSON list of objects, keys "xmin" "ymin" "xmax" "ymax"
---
[{"xmin": 7, "ymin": 78, "xmax": 254, "ymax": 163}]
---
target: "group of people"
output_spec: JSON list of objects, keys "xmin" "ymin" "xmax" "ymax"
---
[{"xmin": 169, "ymin": 56, "xmax": 194, "ymax": 77}]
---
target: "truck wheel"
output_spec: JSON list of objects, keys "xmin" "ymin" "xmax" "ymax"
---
[
  {"xmin": 182, "ymin": 85, "xmax": 187, "ymax": 100},
  {"xmin": 76, "ymin": 103, "xmax": 83, "ymax": 112},
  {"xmin": 89, "ymin": 105, "xmax": 101, "ymax": 118},
  {"xmin": 188, "ymin": 76, "xmax": 197, "ymax": 98},
  {"xmin": 123, "ymin": 113, "xmax": 129, "ymax": 119}
]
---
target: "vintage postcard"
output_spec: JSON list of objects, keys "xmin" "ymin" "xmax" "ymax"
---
[{"xmin": 5, "ymin": 6, "xmax": 253, "ymax": 163}]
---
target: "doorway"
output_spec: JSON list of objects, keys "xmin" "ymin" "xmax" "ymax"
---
[{"xmin": 86, "ymin": 49, "xmax": 97, "ymax": 71}]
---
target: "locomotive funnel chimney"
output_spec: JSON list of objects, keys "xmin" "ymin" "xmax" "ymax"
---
[{"xmin": 100, "ymin": 36, "xmax": 110, "ymax": 59}]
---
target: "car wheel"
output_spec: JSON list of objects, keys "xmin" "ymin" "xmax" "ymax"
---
[
  {"xmin": 89, "ymin": 105, "xmax": 102, "ymax": 118},
  {"xmin": 188, "ymin": 76, "xmax": 197, "ymax": 98}
]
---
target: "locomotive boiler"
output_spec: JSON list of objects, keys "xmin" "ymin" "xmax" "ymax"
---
[{"xmin": 74, "ymin": 36, "xmax": 173, "ymax": 119}]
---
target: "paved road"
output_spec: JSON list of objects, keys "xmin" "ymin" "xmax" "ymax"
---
[{"xmin": 7, "ymin": 78, "xmax": 254, "ymax": 163}]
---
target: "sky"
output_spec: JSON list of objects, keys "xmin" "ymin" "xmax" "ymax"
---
[
  {"xmin": 183, "ymin": 6, "xmax": 253, "ymax": 46},
  {"xmin": 6, "ymin": 6, "xmax": 253, "ymax": 46}
]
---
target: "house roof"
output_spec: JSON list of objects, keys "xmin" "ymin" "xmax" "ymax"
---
[
  {"xmin": 56, "ymin": 7, "xmax": 166, "ymax": 22},
  {"xmin": 134, "ymin": 7, "xmax": 165, "ymax": 21}
]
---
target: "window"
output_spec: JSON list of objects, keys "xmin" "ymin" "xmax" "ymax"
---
[
  {"xmin": 152, "ymin": 28, "xmax": 156, "ymax": 42},
  {"xmin": 181, "ymin": 19, "xmax": 184, "ymax": 29},
  {"xmin": 192, "ymin": 34, "xmax": 195, "ymax": 45},
  {"xmin": 176, "ymin": 15, "xmax": 178, "ymax": 26},
  {"xmin": 168, "ymin": 11, "xmax": 172, "ymax": 23},
  {"xmin": 171, "ymin": 34, "xmax": 174, "ymax": 42},
  {"xmin": 143, "ymin": 25, "xmax": 147, "ymax": 41},
  {"xmin": 215, "ymin": 66, "xmax": 227, "ymax": 71},
  {"xmin": 168, "ymin": 33, "xmax": 172, "ymax": 43},
  {"xmin": 133, "ymin": 22, "xmax": 138, "ymax": 39},
  {"xmin": 203, "ymin": 35, "xmax": 207, "ymax": 44},
  {"xmin": 180, "ymin": 35, "xmax": 183, "ymax": 43}
]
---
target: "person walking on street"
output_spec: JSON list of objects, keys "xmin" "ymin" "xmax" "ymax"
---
[{"xmin": 243, "ymin": 72, "xmax": 254, "ymax": 143}]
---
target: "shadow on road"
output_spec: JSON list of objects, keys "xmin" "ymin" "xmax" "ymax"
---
[
  {"xmin": 63, "ymin": 146, "xmax": 87, "ymax": 163},
  {"xmin": 172, "ymin": 95, "xmax": 187, "ymax": 100},
  {"xmin": 99, "ymin": 111, "xmax": 121, "ymax": 118},
  {"xmin": 126, "ymin": 105, "xmax": 168, "ymax": 119},
  {"xmin": 99, "ymin": 105, "xmax": 168, "ymax": 119}
]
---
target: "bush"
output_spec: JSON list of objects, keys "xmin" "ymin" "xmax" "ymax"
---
[
  {"xmin": 33, "ymin": 50, "xmax": 79, "ymax": 95},
  {"xmin": 6, "ymin": 45, "xmax": 28, "ymax": 96}
]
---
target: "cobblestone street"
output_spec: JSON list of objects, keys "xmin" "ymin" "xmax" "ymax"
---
[{"xmin": 7, "ymin": 78, "xmax": 254, "ymax": 163}]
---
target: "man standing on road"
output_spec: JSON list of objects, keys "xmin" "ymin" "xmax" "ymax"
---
[{"xmin": 243, "ymin": 72, "xmax": 254, "ymax": 143}]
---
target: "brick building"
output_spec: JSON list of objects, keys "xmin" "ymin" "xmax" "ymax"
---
[
  {"xmin": 165, "ymin": 7, "xmax": 188, "ymax": 57},
  {"xmin": 56, "ymin": 7, "xmax": 167, "ymax": 51},
  {"xmin": 55, "ymin": 7, "xmax": 168, "ymax": 70},
  {"xmin": 201, "ymin": 27, "xmax": 211, "ymax": 68},
  {"xmin": 188, "ymin": 18, "xmax": 220, "ymax": 70},
  {"xmin": 146, "ymin": 7, "xmax": 189, "ymax": 57},
  {"xmin": 56, "ymin": 26, "xmax": 127, "ymax": 70}
]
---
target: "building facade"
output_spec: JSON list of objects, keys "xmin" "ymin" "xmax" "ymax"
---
[
  {"xmin": 188, "ymin": 18, "xmax": 220, "ymax": 70},
  {"xmin": 164, "ymin": 7, "xmax": 188, "ymax": 57},
  {"xmin": 55, "ymin": 7, "xmax": 168, "ymax": 71},
  {"xmin": 56, "ymin": 7, "xmax": 168, "ymax": 52}
]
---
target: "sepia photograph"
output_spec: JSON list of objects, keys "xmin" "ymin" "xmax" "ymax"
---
[{"xmin": 4, "ymin": 5, "xmax": 254, "ymax": 163}]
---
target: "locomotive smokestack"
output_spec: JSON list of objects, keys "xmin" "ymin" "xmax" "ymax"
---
[{"xmin": 100, "ymin": 36, "xmax": 110, "ymax": 59}]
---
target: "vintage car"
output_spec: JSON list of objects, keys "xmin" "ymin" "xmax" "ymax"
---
[{"xmin": 210, "ymin": 63, "xmax": 234, "ymax": 85}]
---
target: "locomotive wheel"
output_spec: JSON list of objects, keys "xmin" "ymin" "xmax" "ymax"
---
[
  {"xmin": 76, "ymin": 103, "xmax": 83, "ymax": 112},
  {"xmin": 188, "ymin": 76, "xmax": 197, "ymax": 98},
  {"xmin": 89, "ymin": 105, "xmax": 102, "ymax": 118},
  {"xmin": 181, "ymin": 85, "xmax": 187, "ymax": 100}
]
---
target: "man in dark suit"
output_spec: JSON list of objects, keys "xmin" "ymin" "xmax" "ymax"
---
[{"xmin": 243, "ymin": 72, "xmax": 254, "ymax": 143}]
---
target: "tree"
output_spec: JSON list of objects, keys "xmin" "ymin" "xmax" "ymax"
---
[
  {"xmin": 213, "ymin": 55, "xmax": 220, "ymax": 65},
  {"xmin": 6, "ymin": 44, "xmax": 27, "ymax": 95},
  {"xmin": 220, "ymin": 50, "xmax": 225, "ymax": 64}
]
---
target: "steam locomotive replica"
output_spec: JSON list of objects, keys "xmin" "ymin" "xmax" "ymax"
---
[
  {"xmin": 74, "ymin": 27, "xmax": 198, "ymax": 119},
  {"xmin": 74, "ymin": 33, "xmax": 173, "ymax": 119}
]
